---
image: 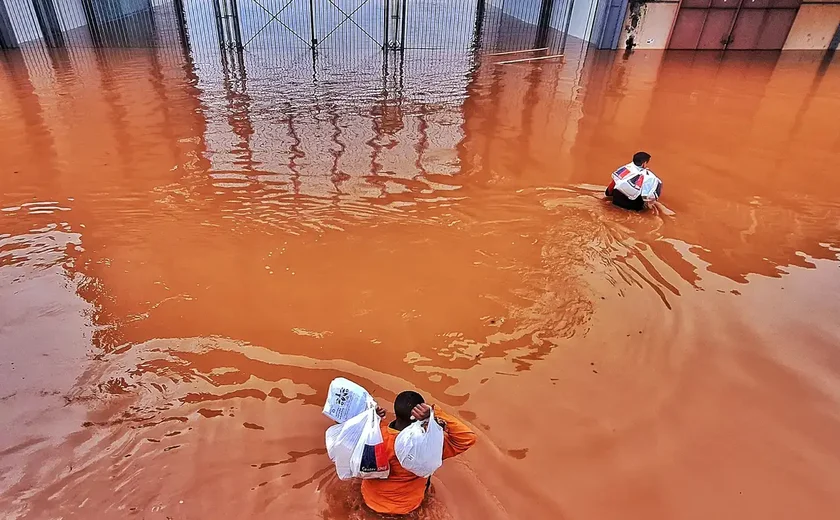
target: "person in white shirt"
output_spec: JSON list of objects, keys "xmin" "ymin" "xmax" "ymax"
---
[{"xmin": 605, "ymin": 151, "xmax": 661, "ymax": 211}]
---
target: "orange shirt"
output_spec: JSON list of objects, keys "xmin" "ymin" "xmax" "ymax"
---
[{"xmin": 360, "ymin": 407, "xmax": 477, "ymax": 515}]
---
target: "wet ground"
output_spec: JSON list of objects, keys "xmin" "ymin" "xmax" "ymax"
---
[{"xmin": 2, "ymin": 39, "xmax": 840, "ymax": 519}]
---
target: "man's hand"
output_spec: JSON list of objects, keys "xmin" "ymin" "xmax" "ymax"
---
[
  {"xmin": 375, "ymin": 405, "xmax": 386, "ymax": 418},
  {"xmin": 411, "ymin": 403, "xmax": 432, "ymax": 421}
]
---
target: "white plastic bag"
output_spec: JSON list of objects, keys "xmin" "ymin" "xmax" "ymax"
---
[
  {"xmin": 611, "ymin": 163, "xmax": 644, "ymax": 200},
  {"xmin": 612, "ymin": 163, "xmax": 662, "ymax": 204},
  {"xmin": 640, "ymin": 170, "xmax": 662, "ymax": 202},
  {"xmin": 394, "ymin": 408, "xmax": 445, "ymax": 478},
  {"xmin": 325, "ymin": 407, "xmax": 390, "ymax": 480},
  {"xmin": 323, "ymin": 377, "xmax": 372, "ymax": 423}
]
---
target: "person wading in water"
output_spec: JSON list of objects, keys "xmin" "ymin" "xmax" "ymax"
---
[
  {"xmin": 362, "ymin": 391, "xmax": 476, "ymax": 515},
  {"xmin": 605, "ymin": 151, "xmax": 662, "ymax": 211}
]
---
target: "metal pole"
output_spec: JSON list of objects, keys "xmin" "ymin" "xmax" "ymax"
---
[
  {"xmin": 383, "ymin": 0, "xmax": 390, "ymax": 49},
  {"xmin": 535, "ymin": 0, "xmax": 554, "ymax": 49},
  {"xmin": 399, "ymin": 0, "xmax": 407, "ymax": 50},
  {"xmin": 80, "ymin": 0, "xmax": 103, "ymax": 46},
  {"xmin": 172, "ymin": 0, "xmax": 190, "ymax": 50},
  {"xmin": 560, "ymin": 0, "xmax": 576, "ymax": 56},
  {"xmin": 0, "ymin": 0, "xmax": 18, "ymax": 49},
  {"xmin": 309, "ymin": 0, "xmax": 317, "ymax": 48},
  {"xmin": 722, "ymin": 0, "xmax": 746, "ymax": 50},
  {"xmin": 230, "ymin": 0, "xmax": 244, "ymax": 50},
  {"xmin": 471, "ymin": 0, "xmax": 486, "ymax": 52},
  {"xmin": 32, "ymin": 0, "xmax": 66, "ymax": 48},
  {"xmin": 220, "ymin": 0, "xmax": 234, "ymax": 47},
  {"xmin": 212, "ymin": 0, "xmax": 226, "ymax": 49}
]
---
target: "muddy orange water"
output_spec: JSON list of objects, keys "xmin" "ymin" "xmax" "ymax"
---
[{"xmin": 2, "ymin": 44, "xmax": 840, "ymax": 520}]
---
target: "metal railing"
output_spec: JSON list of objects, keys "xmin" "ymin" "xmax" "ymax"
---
[{"xmin": 0, "ymin": 0, "xmax": 579, "ymax": 55}]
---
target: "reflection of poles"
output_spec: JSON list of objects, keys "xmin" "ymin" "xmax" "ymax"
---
[
  {"xmin": 45, "ymin": 45, "xmax": 72, "ymax": 79},
  {"xmin": 0, "ymin": 0, "xmax": 18, "ymax": 49},
  {"xmin": 32, "ymin": 0, "xmax": 65, "ymax": 48},
  {"xmin": 0, "ymin": 51, "xmax": 60, "ymax": 178},
  {"xmin": 92, "ymin": 48, "xmax": 134, "ymax": 176},
  {"xmin": 559, "ymin": 0, "xmax": 576, "ymax": 56},
  {"xmin": 520, "ymin": 61, "xmax": 545, "ymax": 158},
  {"xmin": 415, "ymin": 106, "xmax": 428, "ymax": 178},
  {"xmin": 286, "ymin": 106, "xmax": 304, "ymax": 195},
  {"xmin": 221, "ymin": 48, "xmax": 256, "ymax": 172},
  {"xmin": 367, "ymin": 46, "xmax": 405, "ymax": 192},
  {"xmin": 327, "ymin": 108, "xmax": 349, "ymax": 193},
  {"xmin": 147, "ymin": 36, "xmax": 181, "ymax": 166},
  {"xmin": 175, "ymin": 21, "xmax": 213, "ymax": 180},
  {"xmin": 454, "ymin": 49, "xmax": 487, "ymax": 179}
]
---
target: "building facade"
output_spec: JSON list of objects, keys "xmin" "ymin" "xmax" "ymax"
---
[{"xmin": 613, "ymin": 0, "xmax": 840, "ymax": 50}]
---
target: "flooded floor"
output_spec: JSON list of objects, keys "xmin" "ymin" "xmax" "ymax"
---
[{"xmin": 2, "ymin": 41, "xmax": 840, "ymax": 520}]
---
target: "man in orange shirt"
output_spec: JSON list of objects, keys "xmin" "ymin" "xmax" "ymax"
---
[{"xmin": 362, "ymin": 391, "xmax": 477, "ymax": 515}]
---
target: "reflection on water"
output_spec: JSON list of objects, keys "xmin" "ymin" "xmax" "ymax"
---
[{"xmin": 2, "ymin": 30, "xmax": 840, "ymax": 520}]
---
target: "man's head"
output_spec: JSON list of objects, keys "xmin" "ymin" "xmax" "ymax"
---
[
  {"xmin": 633, "ymin": 151, "xmax": 651, "ymax": 168},
  {"xmin": 394, "ymin": 390, "xmax": 425, "ymax": 422}
]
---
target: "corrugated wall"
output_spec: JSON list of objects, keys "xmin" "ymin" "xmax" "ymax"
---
[{"xmin": 614, "ymin": 0, "xmax": 840, "ymax": 50}]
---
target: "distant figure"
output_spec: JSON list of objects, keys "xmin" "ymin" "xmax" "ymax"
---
[
  {"xmin": 362, "ymin": 391, "xmax": 477, "ymax": 515},
  {"xmin": 605, "ymin": 151, "xmax": 662, "ymax": 211}
]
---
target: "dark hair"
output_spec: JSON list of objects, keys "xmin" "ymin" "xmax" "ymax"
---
[
  {"xmin": 633, "ymin": 151, "xmax": 651, "ymax": 167},
  {"xmin": 394, "ymin": 391, "xmax": 425, "ymax": 421}
]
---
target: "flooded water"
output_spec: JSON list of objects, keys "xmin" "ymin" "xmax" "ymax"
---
[{"xmin": 2, "ymin": 41, "xmax": 840, "ymax": 520}]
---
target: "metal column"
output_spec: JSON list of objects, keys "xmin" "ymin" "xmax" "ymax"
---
[
  {"xmin": 383, "ymin": 0, "xmax": 390, "ymax": 49},
  {"xmin": 472, "ymin": 0, "xmax": 486, "ymax": 51},
  {"xmin": 559, "ymin": 0, "xmax": 577, "ymax": 55},
  {"xmin": 0, "ymin": 0, "xmax": 18, "ymax": 49},
  {"xmin": 81, "ymin": 0, "xmax": 103, "ymax": 47},
  {"xmin": 215, "ymin": 0, "xmax": 244, "ymax": 49},
  {"xmin": 229, "ymin": 0, "xmax": 243, "ymax": 50},
  {"xmin": 387, "ymin": 0, "xmax": 403, "ymax": 50},
  {"xmin": 212, "ymin": 0, "xmax": 226, "ymax": 50},
  {"xmin": 590, "ymin": 0, "xmax": 628, "ymax": 49},
  {"xmin": 399, "ymin": 0, "xmax": 407, "ymax": 50},
  {"xmin": 535, "ymin": 0, "xmax": 555, "ymax": 49},
  {"xmin": 309, "ymin": 0, "xmax": 317, "ymax": 48},
  {"xmin": 32, "ymin": 0, "xmax": 65, "ymax": 48},
  {"xmin": 172, "ymin": 0, "xmax": 191, "ymax": 49}
]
